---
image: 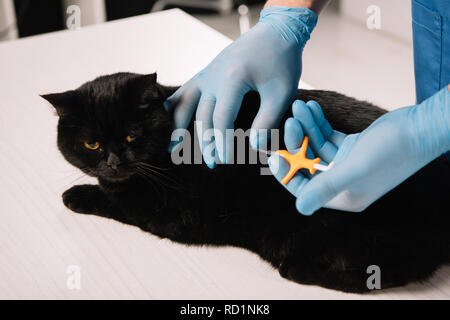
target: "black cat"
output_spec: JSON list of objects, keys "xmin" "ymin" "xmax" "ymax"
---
[{"xmin": 42, "ymin": 72, "xmax": 450, "ymax": 293}]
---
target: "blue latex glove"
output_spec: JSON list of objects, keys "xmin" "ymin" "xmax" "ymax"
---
[
  {"xmin": 269, "ymin": 86, "xmax": 450, "ymax": 215},
  {"xmin": 164, "ymin": 6, "xmax": 318, "ymax": 168}
]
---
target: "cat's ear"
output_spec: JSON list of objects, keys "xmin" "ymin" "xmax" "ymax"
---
[
  {"xmin": 41, "ymin": 90, "xmax": 79, "ymax": 117},
  {"xmin": 143, "ymin": 73, "xmax": 157, "ymax": 85},
  {"xmin": 130, "ymin": 73, "xmax": 163, "ymax": 101}
]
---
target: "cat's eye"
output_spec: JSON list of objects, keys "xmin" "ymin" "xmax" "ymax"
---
[
  {"xmin": 126, "ymin": 135, "xmax": 136, "ymax": 143},
  {"xmin": 84, "ymin": 141, "xmax": 100, "ymax": 150}
]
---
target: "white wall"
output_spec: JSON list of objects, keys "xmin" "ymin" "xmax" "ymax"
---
[{"xmin": 340, "ymin": 0, "xmax": 412, "ymax": 44}]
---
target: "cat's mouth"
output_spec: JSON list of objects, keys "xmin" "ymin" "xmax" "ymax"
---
[
  {"xmin": 100, "ymin": 170, "xmax": 133, "ymax": 181},
  {"xmin": 89, "ymin": 158, "xmax": 167, "ymax": 182}
]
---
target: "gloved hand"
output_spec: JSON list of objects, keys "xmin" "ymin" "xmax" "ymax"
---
[
  {"xmin": 269, "ymin": 86, "xmax": 450, "ymax": 215},
  {"xmin": 164, "ymin": 6, "xmax": 318, "ymax": 168}
]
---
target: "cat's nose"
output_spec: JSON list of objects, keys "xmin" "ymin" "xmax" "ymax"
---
[{"xmin": 106, "ymin": 152, "xmax": 121, "ymax": 170}]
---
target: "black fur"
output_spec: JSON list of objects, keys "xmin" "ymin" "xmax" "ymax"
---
[{"xmin": 42, "ymin": 73, "xmax": 450, "ymax": 293}]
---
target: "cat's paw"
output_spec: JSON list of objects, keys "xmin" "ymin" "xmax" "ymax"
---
[
  {"xmin": 279, "ymin": 257, "xmax": 371, "ymax": 293},
  {"xmin": 62, "ymin": 185, "xmax": 105, "ymax": 214}
]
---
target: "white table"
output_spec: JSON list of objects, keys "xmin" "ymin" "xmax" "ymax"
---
[{"xmin": 0, "ymin": 9, "xmax": 448, "ymax": 299}]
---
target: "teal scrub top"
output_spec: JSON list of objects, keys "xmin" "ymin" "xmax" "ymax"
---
[{"xmin": 412, "ymin": 0, "xmax": 450, "ymax": 159}]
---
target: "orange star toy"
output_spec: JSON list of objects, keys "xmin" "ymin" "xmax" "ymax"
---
[{"xmin": 275, "ymin": 137, "xmax": 334, "ymax": 185}]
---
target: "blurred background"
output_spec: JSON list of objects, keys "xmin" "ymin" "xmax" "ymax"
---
[{"xmin": 0, "ymin": 0, "xmax": 415, "ymax": 109}]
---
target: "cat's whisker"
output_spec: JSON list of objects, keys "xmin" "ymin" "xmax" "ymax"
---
[
  {"xmin": 58, "ymin": 167, "xmax": 91, "ymax": 178},
  {"xmin": 135, "ymin": 168, "xmax": 165, "ymax": 200},
  {"xmin": 136, "ymin": 168, "xmax": 178, "ymax": 197},
  {"xmin": 136, "ymin": 164, "xmax": 180, "ymax": 189},
  {"xmin": 136, "ymin": 162, "xmax": 175, "ymax": 179},
  {"xmin": 59, "ymin": 173, "xmax": 91, "ymax": 190},
  {"xmin": 140, "ymin": 167, "xmax": 177, "ymax": 185},
  {"xmin": 136, "ymin": 167, "xmax": 170, "ymax": 187},
  {"xmin": 127, "ymin": 160, "xmax": 171, "ymax": 172},
  {"xmin": 136, "ymin": 162, "xmax": 171, "ymax": 171}
]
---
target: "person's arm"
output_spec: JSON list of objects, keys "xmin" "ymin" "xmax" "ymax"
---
[
  {"xmin": 165, "ymin": 0, "xmax": 328, "ymax": 168},
  {"xmin": 265, "ymin": 0, "xmax": 330, "ymax": 14},
  {"xmin": 269, "ymin": 85, "xmax": 450, "ymax": 215}
]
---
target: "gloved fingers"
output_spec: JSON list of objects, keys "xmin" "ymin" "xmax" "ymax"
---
[
  {"xmin": 195, "ymin": 94, "xmax": 217, "ymax": 169},
  {"xmin": 295, "ymin": 159, "xmax": 357, "ymax": 215},
  {"xmin": 304, "ymin": 100, "xmax": 347, "ymax": 147},
  {"xmin": 166, "ymin": 81, "xmax": 202, "ymax": 153},
  {"xmin": 305, "ymin": 100, "xmax": 333, "ymax": 138},
  {"xmin": 268, "ymin": 153, "xmax": 309, "ymax": 197},
  {"xmin": 273, "ymin": 116, "xmax": 314, "ymax": 190},
  {"xmin": 250, "ymin": 88, "xmax": 292, "ymax": 150},
  {"xmin": 284, "ymin": 117, "xmax": 316, "ymax": 162},
  {"xmin": 212, "ymin": 86, "xmax": 248, "ymax": 164},
  {"xmin": 328, "ymin": 131, "xmax": 347, "ymax": 148},
  {"xmin": 332, "ymin": 133, "xmax": 359, "ymax": 164},
  {"xmin": 292, "ymin": 100, "xmax": 338, "ymax": 163},
  {"xmin": 163, "ymin": 86, "xmax": 183, "ymax": 113},
  {"xmin": 164, "ymin": 76, "xmax": 199, "ymax": 112},
  {"xmin": 284, "ymin": 117, "xmax": 304, "ymax": 152}
]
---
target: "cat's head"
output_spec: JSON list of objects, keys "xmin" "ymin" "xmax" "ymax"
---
[{"xmin": 42, "ymin": 72, "xmax": 173, "ymax": 182}]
